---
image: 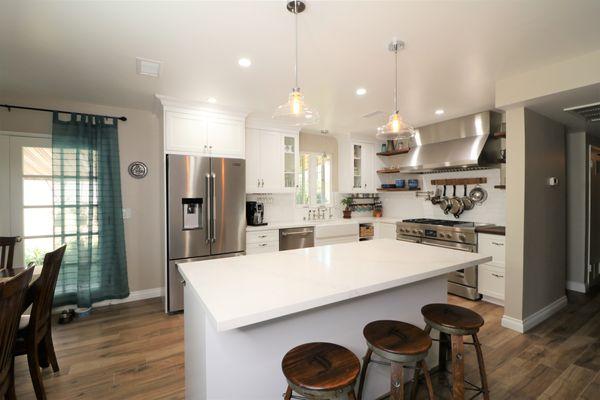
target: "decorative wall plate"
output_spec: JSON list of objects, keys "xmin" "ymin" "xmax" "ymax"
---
[{"xmin": 128, "ymin": 161, "xmax": 148, "ymax": 179}]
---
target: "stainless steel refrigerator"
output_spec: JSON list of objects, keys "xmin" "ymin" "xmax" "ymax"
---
[{"xmin": 166, "ymin": 154, "xmax": 246, "ymax": 313}]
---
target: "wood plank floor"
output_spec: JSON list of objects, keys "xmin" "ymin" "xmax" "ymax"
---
[{"xmin": 14, "ymin": 290, "xmax": 600, "ymax": 399}]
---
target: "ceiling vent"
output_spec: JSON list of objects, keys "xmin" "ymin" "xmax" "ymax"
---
[
  {"xmin": 136, "ymin": 57, "xmax": 161, "ymax": 77},
  {"xmin": 361, "ymin": 110, "xmax": 384, "ymax": 119},
  {"xmin": 564, "ymin": 102, "xmax": 600, "ymax": 123}
]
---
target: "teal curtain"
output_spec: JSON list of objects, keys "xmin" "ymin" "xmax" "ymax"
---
[{"xmin": 52, "ymin": 112, "xmax": 129, "ymax": 307}]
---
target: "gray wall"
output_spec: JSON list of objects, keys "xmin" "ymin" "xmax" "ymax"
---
[
  {"xmin": 0, "ymin": 97, "xmax": 163, "ymax": 293},
  {"xmin": 505, "ymin": 108, "xmax": 566, "ymax": 321}
]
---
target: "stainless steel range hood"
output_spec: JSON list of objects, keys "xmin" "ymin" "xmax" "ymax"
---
[{"xmin": 393, "ymin": 111, "xmax": 503, "ymax": 173}]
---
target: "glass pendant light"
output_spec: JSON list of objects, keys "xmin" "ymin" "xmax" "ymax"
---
[
  {"xmin": 273, "ymin": 0, "xmax": 319, "ymax": 125},
  {"xmin": 376, "ymin": 40, "xmax": 415, "ymax": 140}
]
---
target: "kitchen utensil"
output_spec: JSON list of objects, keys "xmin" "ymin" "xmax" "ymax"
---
[
  {"xmin": 448, "ymin": 185, "xmax": 464, "ymax": 217},
  {"xmin": 395, "ymin": 179, "xmax": 405, "ymax": 188},
  {"xmin": 469, "ymin": 185, "xmax": 488, "ymax": 204},
  {"xmin": 430, "ymin": 186, "xmax": 442, "ymax": 204},
  {"xmin": 461, "ymin": 185, "xmax": 474, "ymax": 210},
  {"xmin": 439, "ymin": 185, "xmax": 452, "ymax": 214}
]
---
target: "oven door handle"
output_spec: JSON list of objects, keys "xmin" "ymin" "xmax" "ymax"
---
[{"xmin": 421, "ymin": 238, "xmax": 475, "ymax": 252}]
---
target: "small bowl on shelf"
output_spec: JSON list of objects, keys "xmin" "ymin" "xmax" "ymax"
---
[
  {"xmin": 395, "ymin": 179, "xmax": 405, "ymax": 188},
  {"xmin": 408, "ymin": 179, "xmax": 419, "ymax": 190}
]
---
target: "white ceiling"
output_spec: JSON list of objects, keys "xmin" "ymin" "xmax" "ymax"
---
[{"xmin": 2, "ymin": 1, "xmax": 600, "ymax": 135}]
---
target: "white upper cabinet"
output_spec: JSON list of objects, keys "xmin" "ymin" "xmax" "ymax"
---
[
  {"xmin": 158, "ymin": 96, "xmax": 247, "ymax": 159},
  {"xmin": 245, "ymin": 119, "xmax": 300, "ymax": 194},
  {"xmin": 339, "ymin": 138, "xmax": 376, "ymax": 193}
]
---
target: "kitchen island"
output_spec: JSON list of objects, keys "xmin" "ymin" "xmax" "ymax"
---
[{"xmin": 178, "ymin": 239, "xmax": 491, "ymax": 400}]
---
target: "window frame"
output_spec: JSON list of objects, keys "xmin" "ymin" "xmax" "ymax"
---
[{"xmin": 295, "ymin": 151, "xmax": 332, "ymax": 208}]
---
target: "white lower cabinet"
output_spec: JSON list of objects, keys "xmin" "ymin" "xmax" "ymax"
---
[
  {"xmin": 375, "ymin": 222, "xmax": 397, "ymax": 239},
  {"xmin": 477, "ymin": 233, "xmax": 506, "ymax": 304},
  {"xmin": 246, "ymin": 230, "xmax": 279, "ymax": 255},
  {"xmin": 315, "ymin": 223, "xmax": 359, "ymax": 246}
]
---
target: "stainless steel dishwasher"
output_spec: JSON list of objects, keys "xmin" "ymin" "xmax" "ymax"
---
[{"xmin": 279, "ymin": 227, "xmax": 315, "ymax": 250}]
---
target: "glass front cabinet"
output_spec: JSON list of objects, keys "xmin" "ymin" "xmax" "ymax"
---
[{"xmin": 283, "ymin": 135, "xmax": 298, "ymax": 192}]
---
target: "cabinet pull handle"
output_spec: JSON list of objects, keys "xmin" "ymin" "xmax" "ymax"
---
[
  {"xmin": 258, "ymin": 235, "xmax": 267, "ymax": 238},
  {"xmin": 261, "ymin": 179, "xmax": 264, "ymax": 187},
  {"xmin": 259, "ymin": 243, "xmax": 267, "ymax": 247},
  {"xmin": 492, "ymin": 242, "xmax": 504, "ymax": 246},
  {"xmin": 257, "ymin": 179, "xmax": 260, "ymax": 187},
  {"xmin": 491, "ymin": 273, "xmax": 504, "ymax": 278}
]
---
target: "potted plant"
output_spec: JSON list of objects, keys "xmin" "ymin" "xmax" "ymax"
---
[{"xmin": 341, "ymin": 197, "xmax": 353, "ymax": 219}]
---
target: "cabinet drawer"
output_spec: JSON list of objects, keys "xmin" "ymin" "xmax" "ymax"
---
[
  {"xmin": 247, "ymin": 230, "xmax": 278, "ymax": 244},
  {"xmin": 246, "ymin": 241, "xmax": 279, "ymax": 255},
  {"xmin": 478, "ymin": 234, "xmax": 505, "ymax": 264},
  {"xmin": 478, "ymin": 264, "xmax": 505, "ymax": 300}
]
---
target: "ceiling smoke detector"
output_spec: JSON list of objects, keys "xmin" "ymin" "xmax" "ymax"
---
[
  {"xmin": 564, "ymin": 102, "xmax": 600, "ymax": 123},
  {"xmin": 136, "ymin": 57, "xmax": 161, "ymax": 77}
]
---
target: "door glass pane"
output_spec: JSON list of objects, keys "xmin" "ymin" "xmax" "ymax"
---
[
  {"xmin": 284, "ymin": 136, "xmax": 296, "ymax": 188},
  {"xmin": 353, "ymin": 144, "xmax": 362, "ymax": 189},
  {"xmin": 23, "ymin": 237, "xmax": 54, "ymax": 266},
  {"xmin": 24, "ymin": 207, "xmax": 54, "ymax": 236},
  {"xmin": 23, "ymin": 178, "xmax": 53, "ymax": 206},
  {"xmin": 316, "ymin": 155, "xmax": 331, "ymax": 205},
  {"xmin": 296, "ymin": 154, "xmax": 309, "ymax": 205},
  {"xmin": 23, "ymin": 147, "xmax": 52, "ymax": 176}
]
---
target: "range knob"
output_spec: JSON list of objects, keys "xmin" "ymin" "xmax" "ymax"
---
[
  {"xmin": 458, "ymin": 234, "xmax": 466, "ymax": 241},
  {"xmin": 412, "ymin": 229, "xmax": 418, "ymax": 234}
]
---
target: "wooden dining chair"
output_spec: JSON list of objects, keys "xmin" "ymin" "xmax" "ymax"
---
[
  {"xmin": 0, "ymin": 267, "xmax": 34, "ymax": 400},
  {"xmin": 0, "ymin": 237, "xmax": 21, "ymax": 270},
  {"xmin": 14, "ymin": 244, "xmax": 66, "ymax": 400}
]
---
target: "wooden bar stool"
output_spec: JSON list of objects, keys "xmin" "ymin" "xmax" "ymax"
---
[
  {"xmin": 421, "ymin": 304, "xmax": 489, "ymax": 400},
  {"xmin": 282, "ymin": 342, "xmax": 360, "ymax": 399},
  {"xmin": 357, "ymin": 320, "xmax": 435, "ymax": 400}
]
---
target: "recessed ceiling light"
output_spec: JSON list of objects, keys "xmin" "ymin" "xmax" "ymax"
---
[
  {"xmin": 435, "ymin": 109, "xmax": 445, "ymax": 115},
  {"xmin": 136, "ymin": 57, "xmax": 161, "ymax": 77},
  {"xmin": 356, "ymin": 88, "xmax": 367, "ymax": 96},
  {"xmin": 207, "ymin": 97, "xmax": 217, "ymax": 104},
  {"xmin": 238, "ymin": 58, "xmax": 252, "ymax": 68}
]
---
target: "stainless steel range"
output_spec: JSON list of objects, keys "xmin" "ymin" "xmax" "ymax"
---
[{"xmin": 396, "ymin": 218, "xmax": 481, "ymax": 300}]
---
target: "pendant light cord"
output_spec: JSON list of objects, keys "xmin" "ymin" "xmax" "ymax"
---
[
  {"xmin": 394, "ymin": 46, "xmax": 398, "ymax": 113},
  {"xmin": 294, "ymin": 0, "xmax": 299, "ymax": 89}
]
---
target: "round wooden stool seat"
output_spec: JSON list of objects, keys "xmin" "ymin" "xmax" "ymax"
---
[
  {"xmin": 421, "ymin": 303, "xmax": 484, "ymax": 334},
  {"xmin": 282, "ymin": 342, "xmax": 360, "ymax": 398},
  {"xmin": 363, "ymin": 320, "xmax": 432, "ymax": 363}
]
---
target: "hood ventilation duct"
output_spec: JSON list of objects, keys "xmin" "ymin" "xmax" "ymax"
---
[{"xmin": 390, "ymin": 111, "xmax": 503, "ymax": 174}]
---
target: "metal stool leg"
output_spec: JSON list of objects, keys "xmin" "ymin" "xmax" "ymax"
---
[
  {"xmin": 356, "ymin": 348, "xmax": 372, "ymax": 400},
  {"xmin": 450, "ymin": 334, "xmax": 465, "ymax": 400},
  {"xmin": 472, "ymin": 334, "xmax": 490, "ymax": 400}
]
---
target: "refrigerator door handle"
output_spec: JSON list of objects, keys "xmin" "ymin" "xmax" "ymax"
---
[
  {"xmin": 211, "ymin": 172, "xmax": 217, "ymax": 243},
  {"xmin": 205, "ymin": 173, "xmax": 211, "ymax": 244}
]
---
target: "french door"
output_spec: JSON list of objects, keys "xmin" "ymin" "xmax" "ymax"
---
[{"xmin": 2, "ymin": 134, "xmax": 53, "ymax": 267}]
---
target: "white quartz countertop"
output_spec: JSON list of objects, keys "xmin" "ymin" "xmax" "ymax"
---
[
  {"xmin": 246, "ymin": 217, "xmax": 399, "ymax": 232},
  {"xmin": 178, "ymin": 239, "xmax": 492, "ymax": 332}
]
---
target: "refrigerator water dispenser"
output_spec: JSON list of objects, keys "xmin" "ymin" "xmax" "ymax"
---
[{"xmin": 182, "ymin": 198, "xmax": 202, "ymax": 230}]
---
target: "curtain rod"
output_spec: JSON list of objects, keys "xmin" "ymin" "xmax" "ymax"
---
[{"xmin": 1, "ymin": 104, "xmax": 127, "ymax": 121}]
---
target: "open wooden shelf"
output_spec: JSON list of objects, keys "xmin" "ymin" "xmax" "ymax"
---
[
  {"xmin": 377, "ymin": 168, "xmax": 401, "ymax": 174},
  {"xmin": 494, "ymin": 185, "xmax": 506, "ymax": 189},
  {"xmin": 377, "ymin": 187, "xmax": 421, "ymax": 192},
  {"xmin": 493, "ymin": 131, "xmax": 506, "ymax": 138},
  {"xmin": 430, "ymin": 177, "xmax": 487, "ymax": 186},
  {"xmin": 376, "ymin": 148, "xmax": 411, "ymax": 156}
]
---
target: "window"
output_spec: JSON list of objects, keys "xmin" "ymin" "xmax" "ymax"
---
[{"xmin": 296, "ymin": 152, "xmax": 332, "ymax": 207}]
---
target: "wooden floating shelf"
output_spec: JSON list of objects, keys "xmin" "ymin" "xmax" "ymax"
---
[
  {"xmin": 377, "ymin": 168, "xmax": 401, "ymax": 174},
  {"xmin": 377, "ymin": 187, "xmax": 421, "ymax": 192},
  {"xmin": 376, "ymin": 148, "xmax": 411, "ymax": 156},
  {"xmin": 494, "ymin": 185, "xmax": 506, "ymax": 189},
  {"xmin": 493, "ymin": 131, "xmax": 506, "ymax": 138},
  {"xmin": 430, "ymin": 177, "xmax": 487, "ymax": 185}
]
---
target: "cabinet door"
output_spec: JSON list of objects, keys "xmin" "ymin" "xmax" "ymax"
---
[
  {"xmin": 165, "ymin": 111, "xmax": 208, "ymax": 154},
  {"xmin": 377, "ymin": 222, "xmax": 396, "ymax": 239},
  {"xmin": 361, "ymin": 143, "xmax": 374, "ymax": 192},
  {"xmin": 207, "ymin": 116, "xmax": 244, "ymax": 158},
  {"xmin": 245, "ymin": 128, "xmax": 261, "ymax": 192},
  {"xmin": 352, "ymin": 143, "xmax": 363, "ymax": 192},
  {"xmin": 282, "ymin": 134, "xmax": 298, "ymax": 192},
  {"xmin": 258, "ymin": 130, "xmax": 283, "ymax": 192}
]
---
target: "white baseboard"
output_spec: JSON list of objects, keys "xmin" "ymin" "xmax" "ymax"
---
[
  {"xmin": 482, "ymin": 295, "xmax": 505, "ymax": 306},
  {"xmin": 566, "ymin": 280, "xmax": 587, "ymax": 293},
  {"xmin": 52, "ymin": 287, "xmax": 164, "ymax": 314},
  {"xmin": 501, "ymin": 295, "xmax": 567, "ymax": 333}
]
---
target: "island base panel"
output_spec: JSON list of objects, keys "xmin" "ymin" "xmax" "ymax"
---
[{"xmin": 185, "ymin": 276, "xmax": 446, "ymax": 400}]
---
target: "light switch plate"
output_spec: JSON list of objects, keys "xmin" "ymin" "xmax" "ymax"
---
[
  {"xmin": 122, "ymin": 208, "xmax": 132, "ymax": 219},
  {"xmin": 547, "ymin": 177, "xmax": 559, "ymax": 186}
]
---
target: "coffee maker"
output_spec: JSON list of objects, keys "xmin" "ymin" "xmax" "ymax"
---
[{"xmin": 246, "ymin": 201, "xmax": 267, "ymax": 226}]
